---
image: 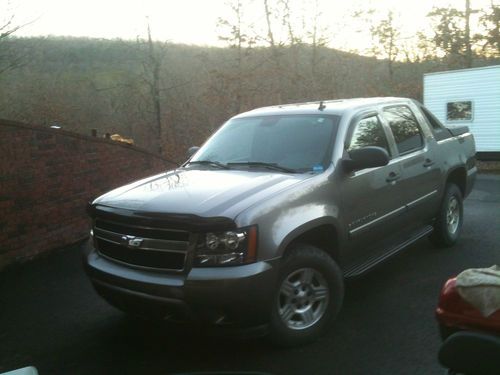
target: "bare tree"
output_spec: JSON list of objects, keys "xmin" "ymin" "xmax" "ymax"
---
[
  {"xmin": 0, "ymin": 2, "xmax": 21, "ymax": 39},
  {"xmin": 0, "ymin": 0, "xmax": 33, "ymax": 75},
  {"xmin": 280, "ymin": 0, "xmax": 300, "ymax": 46},
  {"xmin": 217, "ymin": 0, "xmax": 255, "ymax": 113},
  {"xmin": 480, "ymin": 1, "xmax": 500, "ymax": 57},
  {"xmin": 263, "ymin": 0, "xmax": 283, "ymax": 103},
  {"xmin": 147, "ymin": 23, "xmax": 163, "ymax": 154},
  {"xmin": 370, "ymin": 10, "xmax": 400, "ymax": 80},
  {"xmin": 280, "ymin": 0, "xmax": 301, "ymax": 90},
  {"xmin": 136, "ymin": 20, "xmax": 166, "ymax": 155},
  {"xmin": 427, "ymin": 3, "xmax": 480, "ymax": 68},
  {"xmin": 415, "ymin": 31, "xmax": 437, "ymax": 61},
  {"xmin": 306, "ymin": 0, "xmax": 329, "ymax": 90}
]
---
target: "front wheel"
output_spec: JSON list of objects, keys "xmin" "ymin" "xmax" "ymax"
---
[
  {"xmin": 430, "ymin": 183, "xmax": 464, "ymax": 247},
  {"xmin": 268, "ymin": 245, "xmax": 344, "ymax": 346}
]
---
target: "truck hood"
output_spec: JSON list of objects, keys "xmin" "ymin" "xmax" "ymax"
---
[{"xmin": 93, "ymin": 168, "xmax": 310, "ymax": 218}]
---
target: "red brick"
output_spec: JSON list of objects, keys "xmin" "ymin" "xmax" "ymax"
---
[{"xmin": 0, "ymin": 120, "xmax": 169, "ymax": 268}]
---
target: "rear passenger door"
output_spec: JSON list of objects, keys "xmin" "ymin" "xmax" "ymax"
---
[{"xmin": 380, "ymin": 104, "xmax": 441, "ymax": 229}]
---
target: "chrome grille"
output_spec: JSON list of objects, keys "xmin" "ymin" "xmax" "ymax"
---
[
  {"xmin": 95, "ymin": 219, "xmax": 189, "ymax": 241},
  {"xmin": 93, "ymin": 219, "xmax": 190, "ymax": 271}
]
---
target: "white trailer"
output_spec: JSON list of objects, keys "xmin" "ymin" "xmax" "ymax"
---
[{"xmin": 423, "ymin": 65, "xmax": 500, "ymax": 156}]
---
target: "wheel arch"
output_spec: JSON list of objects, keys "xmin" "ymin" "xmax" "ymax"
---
[
  {"xmin": 445, "ymin": 166, "xmax": 467, "ymax": 197},
  {"xmin": 277, "ymin": 218, "xmax": 342, "ymax": 264}
]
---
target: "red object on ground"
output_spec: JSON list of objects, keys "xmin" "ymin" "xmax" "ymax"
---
[{"xmin": 436, "ymin": 278, "xmax": 500, "ymax": 334}]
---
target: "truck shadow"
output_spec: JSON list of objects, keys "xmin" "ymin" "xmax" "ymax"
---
[
  {"xmin": 0, "ymin": 237, "xmax": 458, "ymax": 375},
  {"xmin": 89, "ymin": 238, "xmax": 447, "ymax": 374}
]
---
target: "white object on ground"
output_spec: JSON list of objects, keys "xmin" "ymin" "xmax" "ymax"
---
[
  {"xmin": 0, "ymin": 367, "xmax": 39, "ymax": 375},
  {"xmin": 456, "ymin": 265, "xmax": 500, "ymax": 317}
]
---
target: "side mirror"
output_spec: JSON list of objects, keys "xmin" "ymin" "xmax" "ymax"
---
[
  {"xmin": 187, "ymin": 146, "xmax": 200, "ymax": 158},
  {"xmin": 343, "ymin": 146, "xmax": 389, "ymax": 172}
]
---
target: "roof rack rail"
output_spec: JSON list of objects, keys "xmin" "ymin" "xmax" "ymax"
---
[{"xmin": 273, "ymin": 99, "xmax": 343, "ymax": 109}]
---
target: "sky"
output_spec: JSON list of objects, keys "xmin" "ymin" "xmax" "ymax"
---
[{"xmin": 5, "ymin": 0, "xmax": 498, "ymax": 53}]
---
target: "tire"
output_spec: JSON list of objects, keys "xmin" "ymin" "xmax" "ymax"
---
[
  {"xmin": 430, "ymin": 183, "xmax": 464, "ymax": 247},
  {"xmin": 268, "ymin": 244, "xmax": 344, "ymax": 347}
]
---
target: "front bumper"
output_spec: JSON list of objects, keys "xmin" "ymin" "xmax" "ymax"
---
[{"xmin": 83, "ymin": 243, "xmax": 280, "ymax": 328}]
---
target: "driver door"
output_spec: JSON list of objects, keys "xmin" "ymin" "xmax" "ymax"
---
[{"xmin": 340, "ymin": 111, "xmax": 407, "ymax": 272}]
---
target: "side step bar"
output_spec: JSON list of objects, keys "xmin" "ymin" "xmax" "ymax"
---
[{"xmin": 344, "ymin": 225, "xmax": 434, "ymax": 278}]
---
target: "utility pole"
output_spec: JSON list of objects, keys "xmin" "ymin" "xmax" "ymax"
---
[{"xmin": 465, "ymin": 0, "xmax": 472, "ymax": 68}]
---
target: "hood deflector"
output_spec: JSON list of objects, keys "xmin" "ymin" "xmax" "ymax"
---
[{"xmin": 88, "ymin": 204, "xmax": 236, "ymax": 232}]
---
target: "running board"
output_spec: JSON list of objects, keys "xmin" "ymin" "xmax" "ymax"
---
[{"xmin": 344, "ymin": 225, "xmax": 434, "ymax": 278}]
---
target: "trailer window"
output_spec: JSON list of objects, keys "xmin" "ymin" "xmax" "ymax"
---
[{"xmin": 447, "ymin": 101, "xmax": 473, "ymax": 121}]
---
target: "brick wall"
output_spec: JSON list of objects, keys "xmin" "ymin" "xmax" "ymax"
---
[{"xmin": 0, "ymin": 120, "xmax": 175, "ymax": 269}]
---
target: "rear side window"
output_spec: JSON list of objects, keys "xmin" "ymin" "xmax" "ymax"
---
[
  {"xmin": 383, "ymin": 106, "xmax": 423, "ymax": 155},
  {"xmin": 348, "ymin": 115, "xmax": 391, "ymax": 156},
  {"xmin": 419, "ymin": 105, "xmax": 452, "ymax": 141},
  {"xmin": 420, "ymin": 105, "xmax": 444, "ymax": 130}
]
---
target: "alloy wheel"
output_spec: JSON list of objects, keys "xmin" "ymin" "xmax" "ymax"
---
[
  {"xmin": 446, "ymin": 196, "xmax": 460, "ymax": 235},
  {"xmin": 277, "ymin": 267, "xmax": 329, "ymax": 330}
]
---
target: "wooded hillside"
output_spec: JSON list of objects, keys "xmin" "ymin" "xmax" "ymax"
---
[{"xmin": 0, "ymin": 36, "xmax": 498, "ymax": 162}]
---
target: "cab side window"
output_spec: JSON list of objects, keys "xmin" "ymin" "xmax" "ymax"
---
[
  {"xmin": 382, "ymin": 106, "xmax": 423, "ymax": 155},
  {"xmin": 348, "ymin": 115, "xmax": 391, "ymax": 156}
]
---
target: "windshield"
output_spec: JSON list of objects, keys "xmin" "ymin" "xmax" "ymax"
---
[{"xmin": 190, "ymin": 114, "xmax": 339, "ymax": 172}]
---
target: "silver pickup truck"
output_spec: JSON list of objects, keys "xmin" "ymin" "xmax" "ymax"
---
[{"xmin": 84, "ymin": 97, "xmax": 476, "ymax": 346}]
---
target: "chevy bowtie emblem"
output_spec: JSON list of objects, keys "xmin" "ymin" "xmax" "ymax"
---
[{"xmin": 121, "ymin": 235, "xmax": 144, "ymax": 248}]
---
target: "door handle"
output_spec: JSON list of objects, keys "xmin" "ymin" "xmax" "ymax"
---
[
  {"xmin": 386, "ymin": 172, "xmax": 401, "ymax": 183},
  {"xmin": 423, "ymin": 158, "xmax": 435, "ymax": 167}
]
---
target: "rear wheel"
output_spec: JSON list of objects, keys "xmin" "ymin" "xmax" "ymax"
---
[
  {"xmin": 268, "ymin": 245, "xmax": 344, "ymax": 346},
  {"xmin": 430, "ymin": 183, "xmax": 464, "ymax": 247}
]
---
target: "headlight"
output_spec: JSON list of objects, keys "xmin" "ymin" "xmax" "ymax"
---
[{"xmin": 194, "ymin": 226, "xmax": 257, "ymax": 267}]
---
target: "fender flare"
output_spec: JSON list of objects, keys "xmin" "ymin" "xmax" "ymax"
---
[{"xmin": 276, "ymin": 216, "xmax": 344, "ymax": 260}]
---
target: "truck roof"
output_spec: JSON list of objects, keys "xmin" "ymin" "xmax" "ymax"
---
[{"xmin": 234, "ymin": 97, "xmax": 414, "ymax": 118}]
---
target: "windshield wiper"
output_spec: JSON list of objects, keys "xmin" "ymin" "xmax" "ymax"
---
[
  {"xmin": 187, "ymin": 160, "xmax": 230, "ymax": 169},
  {"xmin": 227, "ymin": 161, "xmax": 296, "ymax": 173}
]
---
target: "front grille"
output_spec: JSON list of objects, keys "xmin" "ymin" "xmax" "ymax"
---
[
  {"xmin": 96, "ymin": 238, "xmax": 186, "ymax": 270},
  {"xmin": 95, "ymin": 219, "xmax": 189, "ymax": 242},
  {"xmin": 94, "ymin": 219, "xmax": 190, "ymax": 271}
]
